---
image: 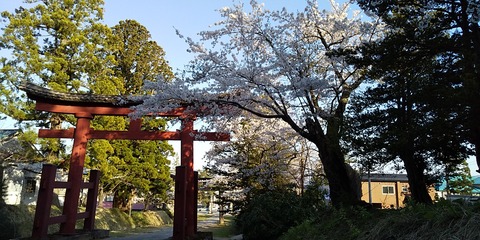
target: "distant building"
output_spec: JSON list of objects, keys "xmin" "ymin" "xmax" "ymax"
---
[
  {"xmin": 0, "ymin": 129, "xmax": 67, "ymax": 206},
  {"xmin": 475, "ymin": 176, "xmax": 480, "ymax": 193},
  {"xmin": 360, "ymin": 173, "xmax": 436, "ymax": 209},
  {"xmin": 435, "ymin": 175, "xmax": 480, "ymax": 202},
  {"xmin": 3, "ymin": 162, "xmax": 42, "ymax": 205}
]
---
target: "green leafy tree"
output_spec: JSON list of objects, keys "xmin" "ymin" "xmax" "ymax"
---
[
  {"xmin": 196, "ymin": 169, "xmax": 213, "ymax": 208},
  {"xmin": 0, "ymin": 0, "xmax": 115, "ymax": 160},
  {"xmin": 445, "ymin": 160, "xmax": 473, "ymax": 195},
  {"xmin": 86, "ymin": 20, "xmax": 174, "ymax": 211},
  {"xmin": 1, "ymin": 2, "xmax": 174, "ymax": 211}
]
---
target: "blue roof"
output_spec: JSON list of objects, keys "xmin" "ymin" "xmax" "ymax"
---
[
  {"xmin": 474, "ymin": 176, "xmax": 480, "ymax": 185},
  {"xmin": 436, "ymin": 175, "xmax": 480, "ymax": 193}
]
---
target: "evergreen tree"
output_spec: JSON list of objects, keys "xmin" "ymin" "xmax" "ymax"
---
[
  {"xmin": 1, "ymin": 2, "xmax": 174, "ymax": 210},
  {"xmin": 0, "ymin": 0, "xmax": 115, "ymax": 161},
  {"xmin": 86, "ymin": 20, "xmax": 174, "ymax": 211},
  {"xmin": 445, "ymin": 160, "xmax": 473, "ymax": 195},
  {"xmin": 355, "ymin": 0, "xmax": 480, "ymax": 178},
  {"xmin": 342, "ymin": 0, "xmax": 474, "ymax": 204}
]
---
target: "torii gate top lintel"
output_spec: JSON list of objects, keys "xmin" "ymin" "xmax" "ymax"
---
[{"xmin": 19, "ymin": 82, "xmax": 191, "ymax": 118}]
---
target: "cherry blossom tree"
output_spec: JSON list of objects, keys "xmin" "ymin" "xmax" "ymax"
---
[
  {"xmin": 135, "ymin": 0, "xmax": 382, "ymax": 206},
  {"xmin": 204, "ymin": 117, "xmax": 315, "ymax": 209}
]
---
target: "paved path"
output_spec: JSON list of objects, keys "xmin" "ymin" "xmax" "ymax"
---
[
  {"xmin": 107, "ymin": 225, "xmax": 172, "ymax": 240},
  {"xmin": 107, "ymin": 212, "xmax": 222, "ymax": 240}
]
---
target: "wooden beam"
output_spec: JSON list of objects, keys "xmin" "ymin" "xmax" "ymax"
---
[
  {"xmin": 39, "ymin": 128, "xmax": 181, "ymax": 140},
  {"xmin": 36, "ymin": 102, "xmax": 133, "ymax": 115},
  {"xmin": 38, "ymin": 128, "xmax": 75, "ymax": 138},
  {"xmin": 35, "ymin": 101, "xmax": 188, "ymax": 117},
  {"xmin": 39, "ymin": 128, "xmax": 228, "ymax": 141},
  {"xmin": 88, "ymin": 130, "xmax": 181, "ymax": 140},
  {"xmin": 173, "ymin": 166, "xmax": 187, "ymax": 240}
]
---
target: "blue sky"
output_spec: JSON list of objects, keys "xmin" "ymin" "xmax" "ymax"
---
[
  {"xmin": 100, "ymin": 0, "xmax": 330, "ymax": 71},
  {"xmin": 1, "ymin": 1, "xmax": 478, "ymax": 173},
  {"xmin": 99, "ymin": 0, "xmax": 323, "ymax": 169},
  {"xmin": 0, "ymin": 0, "xmax": 340, "ymax": 169}
]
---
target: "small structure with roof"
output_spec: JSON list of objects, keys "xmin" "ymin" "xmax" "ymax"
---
[{"xmin": 0, "ymin": 129, "xmax": 64, "ymax": 206}]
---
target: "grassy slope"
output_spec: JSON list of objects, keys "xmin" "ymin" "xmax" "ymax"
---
[
  {"xmin": 280, "ymin": 200, "xmax": 480, "ymax": 240},
  {"xmin": 5, "ymin": 200, "xmax": 479, "ymax": 239},
  {"xmin": 0, "ymin": 205, "xmax": 172, "ymax": 239}
]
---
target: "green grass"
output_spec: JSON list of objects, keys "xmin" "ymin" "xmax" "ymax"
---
[
  {"xmin": 198, "ymin": 214, "xmax": 240, "ymax": 238},
  {"xmin": 0, "ymin": 204, "xmax": 172, "ymax": 239},
  {"xmin": 197, "ymin": 212, "xmax": 213, "ymax": 221},
  {"xmin": 280, "ymin": 200, "xmax": 480, "ymax": 240}
]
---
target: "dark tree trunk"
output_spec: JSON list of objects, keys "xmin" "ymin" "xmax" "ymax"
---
[
  {"xmin": 299, "ymin": 157, "xmax": 305, "ymax": 195},
  {"xmin": 113, "ymin": 190, "xmax": 129, "ymax": 211},
  {"xmin": 399, "ymin": 132, "xmax": 432, "ymax": 205},
  {"xmin": 316, "ymin": 140, "xmax": 360, "ymax": 206},
  {"xmin": 469, "ymin": 90, "xmax": 480, "ymax": 173},
  {"xmin": 304, "ymin": 117, "xmax": 360, "ymax": 207},
  {"xmin": 475, "ymin": 141, "xmax": 480, "ymax": 174},
  {"xmin": 402, "ymin": 155, "xmax": 432, "ymax": 204}
]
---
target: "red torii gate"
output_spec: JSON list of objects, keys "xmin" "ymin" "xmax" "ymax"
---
[{"xmin": 21, "ymin": 83, "xmax": 229, "ymax": 240}]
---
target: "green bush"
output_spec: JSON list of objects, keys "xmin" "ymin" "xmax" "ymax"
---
[
  {"xmin": 279, "ymin": 220, "xmax": 323, "ymax": 240},
  {"xmin": 281, "ymin": 206, "xmax": 374, "ymax": 240},
  {"xmin": 236, "ymin": 190, "xmax": 305, "ymax": 240}
]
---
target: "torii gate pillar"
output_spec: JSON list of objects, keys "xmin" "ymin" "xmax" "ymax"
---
[
  {"xmin": 180, "ymin": 118, "xmax": 196, "ymax": 237},
  {"xmin": 61, "ymin": 113, "xmax": 92, "ymax": 233}
]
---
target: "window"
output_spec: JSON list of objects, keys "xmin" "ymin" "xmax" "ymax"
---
[
  {"xmin": 382, "ymin": 186, "xmax": 394, "ymax": 195},
  {"xmin": 25, "ymin": 178, "xmax": 36, "ymax": 193}
]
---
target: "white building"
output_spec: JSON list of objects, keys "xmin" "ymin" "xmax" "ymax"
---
[{"xmin": 0, "ymin": 129, "xmax": 67, "ymax": 206}]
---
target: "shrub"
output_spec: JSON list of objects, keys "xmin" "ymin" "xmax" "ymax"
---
[
  {"xmin": 236, "ymin": 190, "xmax": 305, "ymax": 240},
  {"xmin": 280, "ymin": 219, "xmax": 324, "ymax": 240},
  {"xmin": 0, "ymin": 204, "xmax": 36, "ymax": 239}
]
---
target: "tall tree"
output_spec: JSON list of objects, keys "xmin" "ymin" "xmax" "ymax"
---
[
  {"xmin": 445, "ymin": 160, "xmax": 473, "ymax": 195},
  {"xmin": 0, "ymin": 0, "xmax": 115, "ymax": 160},
  {"xmin": 136, "ymin": 0, "xmax": 381, "ymax": 206},
  {"xmin": 343, "ymin": 0, "xmax": 476, "ymax": 203},
  {"xmin": 1, "ymin": 2, "xmax": 174, "ymax": 210},
  {"xmin": 355, "ymin": 0, "xmax": 480, "ymax": 176},
  {"xmin": 85, "ymin": 20, "xmax": 174, "ymax": 210}
]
